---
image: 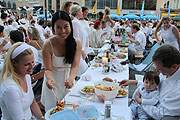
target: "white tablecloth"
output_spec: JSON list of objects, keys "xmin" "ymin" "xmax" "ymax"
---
[{"xmin": 45, "ymin": 44, "xmax": 132, "ymax": 120}]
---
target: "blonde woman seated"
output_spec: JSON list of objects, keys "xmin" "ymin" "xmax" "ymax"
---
[
  {"xmin": 90, "ymin": 21, "xmax": 106, "ymax": 48},
  {"xmin": 0, "ymin": 42, "xmax": 45, "ymax": 120}
]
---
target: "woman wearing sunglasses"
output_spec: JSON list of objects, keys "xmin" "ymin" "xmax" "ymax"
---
[{"xmin": 155, "ymin": 16, "xmax": 180, "ymax": 49}]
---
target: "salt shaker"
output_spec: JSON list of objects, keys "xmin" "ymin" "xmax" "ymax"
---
[{"xmin": 104, "ymin": 101, "xmax": 112, "ymax": 120}]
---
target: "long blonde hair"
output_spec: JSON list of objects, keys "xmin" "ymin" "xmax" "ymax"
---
[
  {"xmin": 0, "ymin": 42, "xmax": 33, "ymax": 87},
  {"xmin": 156, "ymin": 16, "xmax": 171, "ymax": 31},
  {"xmin": 103, "ymin": 7, "xmax": 110, "ymax": 22},
  {"xmin": 27, "ymin": 27, "xmax": 44, "ymax": 48}
]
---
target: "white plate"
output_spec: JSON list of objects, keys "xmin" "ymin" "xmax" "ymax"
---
[
  {"xmin": 116, "ymin": 87, "xmax": 128, "ymax": 98},
  {"xmin": 80, "ymin": 86, "xmax": 95, "ymax": 95},
  {"xmin": 45, "ymin": 102, "xmax": 76, "ymax": 120},
  {"xmin": 45, "ymin": 107, "xmax": 54, "ymax": 120},
  {"xmin": 116, "ymin": 94, "xmax": 127, "ymax": 98}
]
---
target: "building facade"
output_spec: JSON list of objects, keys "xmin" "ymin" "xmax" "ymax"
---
[
  {"xmin": 15, "ymin": 0, "xmax": 180, "ymax": 17},
  {"xmin": 1, "ymin": 0, "xmax": 16, "ymax": 10}
]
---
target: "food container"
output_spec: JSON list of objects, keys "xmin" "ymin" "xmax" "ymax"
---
[
  {"xmin": 94, "ymin": 81, "xmax": 119, "ymax": 101},
  {"xmin": 76, "ymin": 105, "xmax": 100, "ymax": 120},
  {"xmin": 50, "ymin": 109, "xmax": 81, "ymax": 120}
]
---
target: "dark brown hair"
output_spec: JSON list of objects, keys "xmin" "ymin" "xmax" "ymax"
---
[{"xmin": 143, "ymin": 71, "xmax": 160, "ymax": 85}]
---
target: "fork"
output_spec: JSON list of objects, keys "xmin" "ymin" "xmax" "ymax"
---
[{"xmin": 52, "ymin": 89, "xmax": 59, "ymax": 101}]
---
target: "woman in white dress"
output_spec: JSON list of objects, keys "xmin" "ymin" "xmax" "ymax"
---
[
  {"xmin": 41, "ymin": 11, "xmax": 82, "ymax": 111},
  {"xmin": 103, "ymin": 7, "xmax": 115, "ymax": 40},
  {"xmin": 80, "ymin": 6, "xmax": 92, "ymax": 54},
  {"xmin": 70, "ymin": 5, "xmax": 88, "ymax": 76},
  {"xmin": 0, "ymin": 42, "xmax": 44, "ymax": 120},
  {"xmin": 155, "ymin": 16, "xmax": 180, "ymax": 49}
]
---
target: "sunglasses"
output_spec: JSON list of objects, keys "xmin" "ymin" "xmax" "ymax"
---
[{"xmin": 163, "ymin": 21, "xmax": 169, "ymax": 24}]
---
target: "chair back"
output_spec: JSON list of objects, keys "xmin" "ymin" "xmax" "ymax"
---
[
  {"xmin": 142, "ymin": 43, "xmax": 162, "ymax": 65},
  {"xmin": 31, "ymin": 63, "xmax": 42, "ymax": 75}
]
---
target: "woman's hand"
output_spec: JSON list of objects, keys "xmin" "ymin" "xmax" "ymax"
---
[
  {"xmin": 157, "ymin": 40, "xmax": 162, "ymax": 45},
  {"xmin": 46, "ymin": 79, "xmax": 56, "ymax": 90},
  {"xmin": 64, "ymin": 78, "xmax": 74, "ymax": 89},
  {"xmin": 96, "ymin": 94, "xmax": 105, "ymax": 102},
  {"xmin": 136, "ymin": 89, "xmax": 141, "ymax": 104},
  {"xmin": 82, "ymin": 50, "xmax": 86, "ymax": 60}
]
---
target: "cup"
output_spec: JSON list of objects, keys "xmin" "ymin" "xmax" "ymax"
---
[{"xmin": 82, "ymin": 74, "xmax": 92, "ymax": 81}]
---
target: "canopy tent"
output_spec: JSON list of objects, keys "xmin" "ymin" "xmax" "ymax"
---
[
  {"xmin": 172, "ymin": 16, "xmax": 180, "ymax": 21},
  {"xmin": 121, "ymin": 13, "xmax": 140, "ymax": 20},
  {"xmin": 110, "ymin": 13, "xmax": 119, "ymax": 19},
  {"xmin": 33, "ymin": 13, "xmax": 50, "ymax": 18},
  {"xmin": 141, "ymin": 14, "xmax": 160, "ymax": 20}
]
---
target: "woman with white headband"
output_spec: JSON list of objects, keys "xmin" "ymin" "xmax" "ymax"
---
[{"xmin": 0, "ymin": 42, "xmax": 45, "ymax": 120}]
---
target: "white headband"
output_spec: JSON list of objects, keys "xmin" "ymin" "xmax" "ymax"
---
[{"xmin": 11, "ymin": 43, "xmax": 32, "ymax": 59}]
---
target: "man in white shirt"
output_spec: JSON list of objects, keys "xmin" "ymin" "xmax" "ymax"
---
[
  {"xmin": 36, "ymin": 19, "xmax": 46, "ymax": 41},
  {"xmin": 127, "ymin": 23, "xmax": 146, "ymax": 55},
  {"xmin": 120, "ymin": 45, "xmax": 180, "ymax": 119}
]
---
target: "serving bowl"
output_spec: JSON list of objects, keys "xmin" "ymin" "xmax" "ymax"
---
[{"xmin": 94, "ymin": 81, "xmax": 119, "ymax": 101}]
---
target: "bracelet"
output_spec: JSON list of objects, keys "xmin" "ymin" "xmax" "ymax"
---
[{"xmin": 38, "ymin": 116, "xmax": 45, "ymax": 120}]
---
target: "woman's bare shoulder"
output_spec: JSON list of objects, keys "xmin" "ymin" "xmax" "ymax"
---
[{"xmin": 75, "ymin": 38, "xmax": 82, "ymax": 49}]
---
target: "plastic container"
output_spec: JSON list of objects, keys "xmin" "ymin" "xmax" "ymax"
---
[
  {"xmin": 76, "ymin": 105, "xmax": 100, "ymax": 120},
  {"xmin": 50, "ymin": 109, "xmax": 81, "ymax": 120}
]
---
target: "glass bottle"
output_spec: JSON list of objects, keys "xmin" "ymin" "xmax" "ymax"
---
[{"xmin": 121, "ymin": 32, "xmax": 126, "ymax": 45}]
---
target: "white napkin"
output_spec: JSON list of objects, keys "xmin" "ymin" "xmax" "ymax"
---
[{"xmin": 111, "ymin": 59, "xmax": 124, "ymax": 72}]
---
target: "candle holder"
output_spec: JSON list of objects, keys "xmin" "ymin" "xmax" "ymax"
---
[{"xmin": 102, "ymin": 63, "xmax": 110, "ymax": 74}]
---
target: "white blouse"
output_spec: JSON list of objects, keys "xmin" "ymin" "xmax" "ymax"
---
[
  {"xmin": 161, "ymin": 25, "xmax": 179, "ymax": 49},
  {"xmin": 0, "ymin": 75, "xmax": 34, "ymax": 120},
  {"xmin": 141, "ymin": 68, "xmax": 180, "ymax": 119}
]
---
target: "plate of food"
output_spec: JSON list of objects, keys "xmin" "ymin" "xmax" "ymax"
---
[
  {"xmin": 117, "ymin": 54, "xmax": 126, "ymax": 59},
  {"xmin": 80, "ymin": 86, "xmax": 95, "ymax": 95},
  {"xmin": 92, "ymin": 63, "xmax": 102, "ymax": 67},
  {"xmin": 102, "ymin": 77, "xmax": 114, "ymax": 82},
  {"xmin": 94, "ymin": 56, "xmax": 102, "ymax": 63},
  {"xmin": 118, "ymin": 43, "xmax": 129, "ymax": 47},
  {"xmin": 120, "ymin": 49, "xmax": 128, "ymax": 53},
  {"xmin": 116, "ymin": 88, "xmax": 128, "ymax": 98},
  {"xmin": 45, "ymin": 100, "xmax": 79, "ymax": 120},
  {"xmin": 45, "ymin": 100, "xmax": 65, "ymax": 119}
]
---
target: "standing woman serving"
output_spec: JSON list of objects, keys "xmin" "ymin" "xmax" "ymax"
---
[
  {"xmin": 41, "ymin": 11, "xmax": 82, "ymax": 111},
  {"xmin": 0, "ymin": 42, "xmax": 45, "ymax": 120},
  {"xmin": 155, "ymin": 16, "xmax": 180, "ymax": 49}
]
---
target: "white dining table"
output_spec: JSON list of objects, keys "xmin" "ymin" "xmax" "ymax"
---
[{"xmin": 45, "ymin": 44, "xmax": 132, "ymax": 120}]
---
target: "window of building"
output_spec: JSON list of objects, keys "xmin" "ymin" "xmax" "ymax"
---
[
  {"xmin": 85, "ymin": 0, "xmax": 117, "ymax": 10},
  {"xmin": 8, "ymin": 1, "xmax": 11, "ymax": 8},
  {"xmin": 13, "ymin": 2, "xmax": 16, "ymax": 9},
  {"xmin": 56, "ymin": 0, "xmax": 60, "ymax": 10},
  {"xmin": 48, "ymin": 0, "xmax": 52, "ymax": 11},
  {"xmin": 18, "ymin": 0, "xmax": 22, "ymax": 2},
  {"xmin": 122, "ymin": 0, "xmax": 156, "ymax": 10}
]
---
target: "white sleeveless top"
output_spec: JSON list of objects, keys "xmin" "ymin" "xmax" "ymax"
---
[
  {"xmin": 161, "ymin": 25, "xmax": 179, "ymax": 49},
  {"xmin": 41, "ymin": 40, "xmax": 71, "ymax": 111}
]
